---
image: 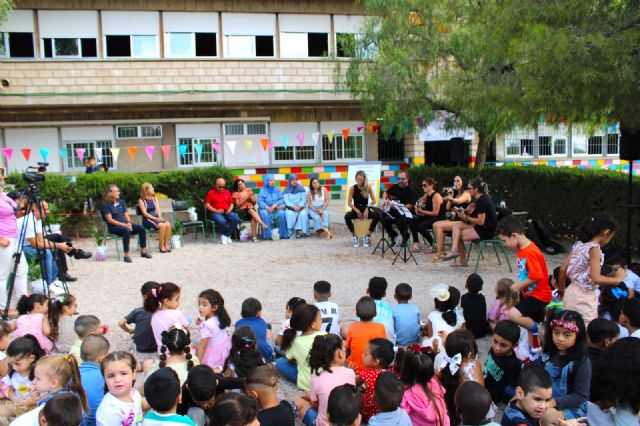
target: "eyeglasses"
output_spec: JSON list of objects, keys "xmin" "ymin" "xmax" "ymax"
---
[
  {"xmin": 397, "ymin": 177, "xmax": 406, "ymax": 181},
  {"xmin": 216, "ymin": 185, "xmax": 225, "ymax": 188}
]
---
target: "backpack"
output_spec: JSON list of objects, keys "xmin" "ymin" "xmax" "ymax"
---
[{"xmin": 531, "ymin": 219, "xmax": 564, "ymax": 255}]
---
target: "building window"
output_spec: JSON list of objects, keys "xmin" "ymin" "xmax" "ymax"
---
[
  {"xmin": 322, "ymin": 135, "xmax": 364, "ymax": 161},
  {"xmin": 588, "ymin": 136, "xmax": 603, "ymax": 155},
  {"xmin": 42, "ymin": 38, "xmax": 97, "ymax": 58},
  {"xmin": 280, "ymin": 32, "xmax": 328, "ymax": 58},
  {"xmin": 273, "ymin": 146, "xmax": 315, "ymax": 162},
  {"xmin": 607, "ymin": 134, "xmax": 619, "ymax": 155},
  {"xmin": 336, "ymin": 33, "xmax": 356, "ymax": 58},
  {"xmin": 177, "ymin": 138, "xmax": 219, "ymax": 166},
  {"xmin": 166, "ymin": 32, "xmax": 217, "ymax": 57},
  {"xmin": 538, "ymin": 136, "xmax": 552, "ymax": 156},
  {"xmin": 378, "ymin": 132, "xmax": 404, "ymax": 161},
  {"xmin": 105, "ymin": 35, "xmax": 158, "ymax": 58},
  {"xmin": 116, "ymin": 125, "xmax": 162, "ymax": 139},
  {"xmin": 0, "ymin": 32, "xmax": 34, "ymax": 58},
  {"xmin": 65, "ymin": 141, "xmax": 114, "ymax": 169},
  {"xmin": 224, "ymin": 35, "xmax": 274, "ymax": 57},
  {"xmin": 505, "ymin": 139, "xmax": 534, "ymax": 157},
  {"xmin": 223, "ymin": 123, "xmax": 267, "ymax": 136},
  {"xmin": 553, "ymin": 137, "xmax": 567, "ymax": 155},
  {"xmin": 247, "ymin": 124, "xmax": 267, "ymax": 135},
  {"xmin": 0, "ymin": 33, "xmax": 5, "ymax": 57}
]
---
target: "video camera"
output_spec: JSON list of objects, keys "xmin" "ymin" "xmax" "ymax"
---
[{"xmin": 23, "ymin": 162, "xmax": 48, "ymax": 185}]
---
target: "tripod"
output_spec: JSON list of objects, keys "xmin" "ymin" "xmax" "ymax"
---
[
  {"xmin": 392, "ymin": 216, "xmax": 417, "ymax": 265},
  {"xmin": 369, "ymin": 206, "xmax": 396, "ymax": 258}
]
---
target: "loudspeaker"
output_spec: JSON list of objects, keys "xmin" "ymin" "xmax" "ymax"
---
[
  {"xmin": 620, "ymin": 123, "xmax": 640, "ymax": 161},
  {"xmin": 448, "ymin": 137, "xmax": 467, "ymax": 163}
]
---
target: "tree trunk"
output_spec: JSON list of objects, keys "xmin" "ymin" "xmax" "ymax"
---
[{"xmin": 473, "ymin": 131, "xmax": 489, "ymax": 176}]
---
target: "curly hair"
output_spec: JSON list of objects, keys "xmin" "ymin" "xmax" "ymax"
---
[{"xmin": 309, "ymin": 334, "xmax": 343, "ymax": 376}]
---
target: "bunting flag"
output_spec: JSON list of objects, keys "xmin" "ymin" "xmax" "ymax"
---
[
  {"xmin": 402, "ymin": 118, "xmax": 410, "ymax": 132},
  {"xmin": 311, "ymin": 132, "xmax": 320, "ymax": 146},
  {"xmin": 2, "ymin": 148, "xmax": 12, "ymax": 162},
  {"xmin": 244, "ymin": 140, "xmax": 253, "ymax": 152},
  {"xmin": 144, "ymin": 145, "xmax": 155, "ymax": 161},
  {"xmin": 39, "ymin": 148, "xmax": 50, "ymax": 162},
  {"xmin": 94, "ymin": 149, "xmax": 103, "ymax": 163},
  {"xmin": 58, "ymin": 148, "xmax": 68, "ymax": 160},
  {"xmin": 280, "ymin": 135, "xmax": 289, "ymax": 149},
  {"xmin": 227, "ymin": 140, "xmax": 237, "ymax": 155},
  {"xmin": 387, "ymin": 124, "xmax": 395, "ymax": 136},
  {"xmin": 342, "ymin": 128, "xmax": 350, "ymax": 141},
  {"xmin": 327, "ymin": 130, "xmax": 335, "ymax": 144},
  {"xmin": 296, "ymin": 133, "xmax": 305, "ymax": 147},
  {"xmin": 161, "ymin": 145, "xmax": 172, "ymax": 159},
  {"xmin": 356, "ymin": 125, "xmax": 365, "ymax": 132},
  {"xmin": 127, "ymin": 146, "xmax": 138, "ymax": 161},
  {"xmin": 75, "ymin": 148, "xmax": 86, "ymax": 163},
  {"xmin": 21, "ymin": 148, "xmax": 31, "ymax": 161},
  {"xmin": 178, "ymin": 144, "xmax": 188, "ymax": 159},
  {"xmin": 416, "ymin": 114, "xmax": 425, "ymax": 128},
  {"xmin": 268, "ymin": 141, "xmax": 274, "ymax": 150},
  {"xmin": 371, "ymin": 123, "xmax": 380, "ymax": 133},
  {"xmin": 194, "ymin": 143, "xmax": 204, "ymax": 159},
  {"xmin": 110, "ymin": 147, "xmax": 121, "ymax": 162},
  {"xmin": 260, "ymin": 137, "xmax": 269, "ymax": 151},
  {"xmin": 212, "ymin": 141, "xmax": 220, "ymax": 154}
]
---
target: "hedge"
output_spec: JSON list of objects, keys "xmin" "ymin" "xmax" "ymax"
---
[{"xmin": 408, "ymin": 165, "xmax": 640, "ymax": 250}]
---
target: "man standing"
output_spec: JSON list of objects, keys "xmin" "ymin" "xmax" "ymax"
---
[
  {"xmin": 206, "ymin": 178, "xmax": 241, "ymax": 245},
  {"xmin": 380, "ymin": 170, "xmax": 418, "ymax": 247}
]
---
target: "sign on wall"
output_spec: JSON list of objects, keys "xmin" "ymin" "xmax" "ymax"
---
[{"xmin": 344, "ymin": 162, "xmax": 382, "ymax": 212}]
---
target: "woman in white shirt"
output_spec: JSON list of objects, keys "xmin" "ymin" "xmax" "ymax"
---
[{"xmin": 307, "ymin": 178, "xmax": 332, "ymax": 240}]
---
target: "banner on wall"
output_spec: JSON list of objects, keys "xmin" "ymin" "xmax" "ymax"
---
[{"xmin": 344, "ymin": 162, "xmax": 382, "ymax": 212}]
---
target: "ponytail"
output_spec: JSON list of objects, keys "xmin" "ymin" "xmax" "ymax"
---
[
  {"xmin": 280, "ymin": 329, "xmax": 297, "ymax": 353},
  {"xmin": 48, "ymin": 294, "xmax": 75, "ymax": 341},
  {"xmin": 281, "ymin": 304, "xmax": 320, "ymax": 352},
  {"xmin": 36, "ymin": 355, "xmax": 88, "ymax": 412},
  {"xmin": 65, "ymin": 355, "xmax": 89, "ymax": 412}
]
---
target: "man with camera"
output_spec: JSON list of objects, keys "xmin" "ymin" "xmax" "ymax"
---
[{"xmin": 379, "ymin": 170, "xmax": 419, "ymax": 247}]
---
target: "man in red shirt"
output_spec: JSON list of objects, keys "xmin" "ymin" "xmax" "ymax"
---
[{"xmin": 205, "ymin": 178, "xmax": 240, "ymax": 245}]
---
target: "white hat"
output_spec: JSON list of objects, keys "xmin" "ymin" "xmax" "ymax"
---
[{"xmin": 429, "ymin": 284, "xmax": 450, "ymax": 302}]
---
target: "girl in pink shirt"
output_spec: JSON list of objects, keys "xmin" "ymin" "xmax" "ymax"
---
[
  {"xmin": 487, "ymin": 278, "xmax": 517, "ymax": 330},
  {"xmin": 196, "ymin": 289, "xmax": 232, "ymax": 371},
  {"xmin": 13, "ymin": 294, "xmax": 53, "ymax": 354},
  {"xmin": 144, "ymin": 282, "xmax": 189, "ymax": 353},
  {"xmin": 304, "ymin": 334, "xmax": 356, "ymax": 426}
]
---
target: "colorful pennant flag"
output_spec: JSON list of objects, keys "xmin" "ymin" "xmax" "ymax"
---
[
  {"xmin": 178, "ymin": 144, "xmax": 188, "ymax": 159},
  {"xmin": 268, "ymin": 141, "xmax": 274, "ymax": 150},
  {"xmin": 75, "ymin": 148, "xmax": 86, "ymax": 163},
  {"xmin": 194, "ymin": 143, "xmax": 204, "ymax": 159},
  {"xmin": 227, "ymin": 140, "xmax": 237, "ymax": 155},
  {"xmin": 21, "ymin": 148, "xmax": 31, "ymax": 161},
  {"xmin": 296, "ymin": 133, "xmax": 305, "ymax": 147},
  {"xmin": 110, "ymin": 147, "xmax": 121, "ymax": 162},
  {"xmin": 402, "ymin": 118, "xmax": 410, "ymax": 133},
  {"xmin": 127, "ymin": 146, "xmax": 137, "ymax": 161},
  {"xmin": 212, "ymin": 141, "xmax": 220, "ymax": 154},
  {"xmin": 94, "ymin": 149, "xmax": 103, "ymax": 163},
  {"xmin": 311, "ymin": 132, "xmax": 320, "ymax": 146},
  {"xmin": 244, "ymin": 140, "xmax": 253, "ymax": 152},
  {"xmin": 161, "ymin": 145, "xmax": 172, "ymax": 159},
  {"xmin": 371, "ymin": 123, "xmax": 380, "ymax": 133},
  {"xmin": 260, "ymin": 138, "xmax": 269, "ymax": 151},
  {"xmin": 327, "ymin": 130, "xmax": 335, "ymax": 144},
  {"xmin": 2, "ymin": 148, "xmax": 12, "ymax": 162},
  {"xmin": 144, "ymin": 146, "xmax": 155, "ymax": 161},
  {"xmin": 356, "ymin": 125, "xmax": 365, "ymax": 132},
  {"xmin": 342, "ymin": 128, "xmax": 350, "ymax": 141},
  {"xmin": 58, "ymin": 148, "xmax": 68, "ymax": 160},
  {"xmin": 39, "ymin": 148, "xmax": 50, "ymax": 162},
  {"xmin": 281, "ymin": 135, "xmax": 289, "ymax": 149}
]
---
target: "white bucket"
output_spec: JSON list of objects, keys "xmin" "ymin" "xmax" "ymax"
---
[
  {"xmin": 171, "ymin": 235, "xmax": 182, "ymax": 249},
  {"xmin": 95, "ymin": 245, "xmax": 108, "ymax": 261}
]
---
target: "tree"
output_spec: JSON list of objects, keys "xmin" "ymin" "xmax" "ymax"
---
[
  {"xmin": 341, "ymin": 0, "xmax": 523, "ymax": 173},
  {"xmin": 0, "ymin": 0, "xmax": 14, "ymax": 25}
]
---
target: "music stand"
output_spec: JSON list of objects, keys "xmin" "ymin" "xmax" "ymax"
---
[
  {"xmin": 392, "ymin": 218, "xmax": 417, "ymax": 265},
  {"xmin": 369, "ymin": 206, "xmax": 396, "ymax": 258}
]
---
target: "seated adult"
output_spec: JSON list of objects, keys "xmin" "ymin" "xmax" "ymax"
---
[
  {"xmin": 205, "ymin": 178, "xmax": 241, "ymax": 245},
  {"xmin": 257, "ymin": 175, "xmax": 288, "ymax": 240},
  {"xmin": 102, "ymin": 184, "xmax": 152, "ymax": 263},
  {"xmin": 16, "ymin": 203, "xmax": 58, "ymax": 286},
  {"xmin": 380, "ymin": 170, "xmax": 419, "ymax": 247},
  {"xmin": 410, "ymin": 177, "xmax": 446, "ymax": 252},
  {"xmin": 344, "ymin": 170, "xmax": 379, "ymax": 248},
  {"xmin": 283, "ymin": 174, "xmax": 309, "ymax": 238},
  {"xmin": 138, "ymin": 182, "xmax": 172, "ymax": 253},
  {"xmin": 232, "ymin": 179, "xmax": 267, "ymax": 242},
  {"xmin": 307, "ymin": 177, "xmax": 332, "ymax": 240},
  {"xmin": 443, "ymin": 177, "xmax": 497, "ymax": 267},
  {"xmin": 431, "ymin": 175, "xmax": 472, "ymax": 261}
]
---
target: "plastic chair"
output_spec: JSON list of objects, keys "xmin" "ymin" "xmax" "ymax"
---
[
  {"xmin": 98, "ymin": 214, "xmax": 122, "ymax": 260},
  {"xmin": 135, "ymin": 204, "xmax": 159, "ymax": 249},
  {"xmin": 465, "ymin": 239, "xmax": 512, "ymax": 273},
  {"xmin": 201, "ymin": 204, "xmax": 218, "ymax": 241},
  {"xmin": 171, "ymin": 200, "xmax": 207, "ymax": 244}
]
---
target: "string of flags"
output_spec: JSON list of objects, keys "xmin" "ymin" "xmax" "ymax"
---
[{"xmin": 0, "ymin": 124, "xmax": 391, "ymax": 164}]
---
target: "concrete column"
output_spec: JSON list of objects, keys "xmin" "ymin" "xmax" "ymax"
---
[{"xmin": 403, "ymin": 133, "xmax": 425, "ymax": 165}]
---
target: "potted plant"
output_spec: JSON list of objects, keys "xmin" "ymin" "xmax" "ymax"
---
[
  {"xmin": 91, "ymin": 225, "xmax": 108, "ymax": 261},
  {"xmin": 46, "ymin": 204, "xmax": 66, "ymax": 234},
  {"xmin": 270, "ymin": 212, "xmax": 280, "ymax": 241},
  {"xmin": 171, "ymin": 221, "xmax": 183, "ymax": 249},
  {"xmin": 27, "ymin": 256, "xmax": 47, "ymax": 294}
]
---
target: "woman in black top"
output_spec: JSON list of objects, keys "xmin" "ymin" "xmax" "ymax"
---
[
  {"xmin": 410, "ymin": 177, "xmax": 446, "ymax": 252},
  {"xmin": 344, "ymin": 170, "xmax": 380, "ymax": 248},
  {"xmin": 431, "ymin": 175, "xmax": 472, "ymax": 261},
  {"xmin": 442, "ymin": 177, "xmax": 497, "ymax": 267}
]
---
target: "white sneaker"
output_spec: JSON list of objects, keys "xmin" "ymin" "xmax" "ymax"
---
[
  {"xmin": 226, "ymin": 236, "xmax": 232, "ymax": 244},
  {"xmin": 48, "ymin": 282, "xmax": 66, "ymax": 296},
  {"xmin": 220, "ymin": 236, "xmax": 228, "ymax": 245},
  {"xmin": 364, "ymin": 235, "xmax": 371, "ymax": 248},
  {"xmin": 352, "ymin": 236, "xmax": 360, "ymax": 247}
]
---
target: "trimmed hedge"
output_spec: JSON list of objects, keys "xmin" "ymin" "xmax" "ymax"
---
[{"xmin": 408, "ymin": 165, "xmax": 640, "ymax": 249}]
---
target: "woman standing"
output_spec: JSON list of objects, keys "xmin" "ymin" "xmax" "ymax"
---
[
  {"xmin": 410, "ymin": 177, "xmax": 446, "ymax": 252},
  {"xmin": 307, "ymin": 177, "xmax": 332, "ymax": 240},
  {"xmin": 232, "ymin": 179, "xmax": 267, "ymax": 242},
  {"xmin": 138, "ymin": 182, "xmax": 172, "ymax": 252},
  {"xmin": 0, "ymin": 177, "xmax": 27, "ymax": 316},
  {"xmin": 344, "ymin": 170, "xmax": 379, "ymax": 248},
  {"xmin": 431, "ymin": 175, "xmax": 472, "ymax": 261}
]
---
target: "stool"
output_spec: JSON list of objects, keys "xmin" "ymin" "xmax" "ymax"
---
[{"xmin": 465, "ymin": 239, "xmax": 512, "ymax": 273}]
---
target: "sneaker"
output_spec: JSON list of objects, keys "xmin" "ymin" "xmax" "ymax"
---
[
  {"xmin": 226, "ymin": 236, "xmax": 233, "ymax": 244},
  {"xmin": 352, "ymin": 236, "xmax": 360, "ymax": 247},
  {"xmin": 391, "ymin": 236, "xmax": 399, "ymax": 247},
  {"xmin": 123, "ymin": 256, "xmax": 133, "ymax": 263},
  {"xmin": 141, "ymin": 252, "xmax": 152, "ymax": 259},
  {"xmin": 73, "ymin": 249, "xmax": 92, "ymax": 260},
  {"xmin": 364, "ymin": 235, "xmax": 371, "ymax": 248}
]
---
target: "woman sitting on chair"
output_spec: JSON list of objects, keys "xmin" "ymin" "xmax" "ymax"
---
[
  {"xmin": 307, "ymin": 177, "xmax": 332, "ymax": 240},
  {"xmin": 410, "ymin": 177, "xmax": 446, "ymax": 253},
  {"xmin": 431, "ymin": 175, "xmax": 472, "ymax": 261},
  {"xmin": 232, "ymin": 179, "xmax": 267, "ymax": 242},
  {"xmin": 344, "ymin": 170, "xmax": 379, "ymax": 248},
  {"xmin": 258, "ymin": 175, "xmax": 288, "ymax": 240},
  {"xmin": 283, "ymin": 174, "xmax": 309, "ymax": 238},
  {"xmin": 138, "ymin": 182, "xmax": 172, "ymax": 253},
  {"xmin": 442, "ymin": 177, "xmax": 497, "ymax": 267}
]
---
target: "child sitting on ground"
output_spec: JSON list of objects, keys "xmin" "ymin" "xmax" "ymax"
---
[
  {"xmin": 96, "ymin": 352, "xmax": 142, "ymax": 426},
  {"xmin": 208, "ymin": 393, "xmax": 260, "ymax": 426},
  {"xmin": 245, "ymin": 365, "xmax": 299, "ymax": 426},
  {"xmin": 345, "ymin": 297, "xmax": 386, "ymax": 372},
  {"xmin": 314, "ymin": 281, "xmax": 340, "ymax": 336},
  {"xmin": 275, "ymin": 297, "xmax": 306, "ymax": 348},
  {"xmin": 38, "ymin": 393, "xmax": 84, "ymax": 426},
  {"xmin": 608, "ymin": 255, "xmax": 638, "ymax": 298},
  {"xmin": 14, "ymin": 294, "xmax": 53, "ymax": 354},
  {"xmin": 222, "ymin": 326, "xmax": 266, "ymax": 379},
  {"xmin": 143, "ymin": 367, "xmax": 196, "ymax": 426},
  {"xmin": 586, "ymin": 318, "xmax": 618, "ymax": 368},
  {"xmin": 49, "ymin": 294, "xmax": 78, "ymax": 354},
  {"xmin": 487, "ymin": 278, "xmax": 517, "ymax": 330},
  {"xmin": 455, "ymin": 381, "xmax": 499, "ymax": 426},
  {"xmin": 196, "ymin": 289, "xmax": 232, "ymax": 371},
  {"xmin": 145, "ymin": 282, "xmax": 190, "ymax": 354},
  {"xmin": 1, "ymin": 335, "xmax": 44, "ymax": 417},
  {"xmin": 119, "ymin": 281, "xmax": 159, "ymax": 367},
  {"xmin": 145, "ymin": 325, "xmax": 198, "ymax": 386},
  {"xmin": 461, "ymin": 273, "xmax": 491, "ymax": 338},
  {"xmin": 327, "ymin": 384, "xmax": 361, "ymax": 426},
  {"xmin": 79, "ymin": 334, "xmax": 110, "ymax": 426},
  {"xmin": 69, "ymin": 315, "xmax": 104, "ymax": 361},
  {"xmin": 598, "ymin": 281, "xmax": 631, "ymax": 338},
  {"xmin": 391, "ymin": 283, "xmax": 421, "ymax": 346},
  {"xmin": 422, "ymin": 284, "xmax": 464, "ymax": 348},
  {"xmin": 366, "ymin": 277, "xmax": 396, "ymax": 343},
  {"xmin": 358, "ymin": 338, "xmax": 395, "ymax": 423},
  {"xmin": 483, "ymin": 320, "xmax": 522, "ymax": 404},
  {"xmin": 619, "ymin": 297, "xmax": 640, "ymax": 338},
  {"xmin": 235, "ymin": 297, "xmax": 274, "ymax": 362},
  {"xmin": 368, "ymin": 372, "xmax": 411, "ymax": 426}
]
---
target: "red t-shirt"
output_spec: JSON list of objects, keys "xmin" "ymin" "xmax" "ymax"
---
[
  {"xmin": 359, "ymin": 367, "xmax": 385, "ymax": 422},
  {"xmin": 205, "ymin": 189, "xmax": 233, "ymax": 211},
  {"xmin": 345, "ymin": 321, "xmax": 386, "ymax": 372},
  {"xmin": 517, "ymin": 243, "xmax": 552, "ymax": 303}
]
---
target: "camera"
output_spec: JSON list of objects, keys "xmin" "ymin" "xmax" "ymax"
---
[{"xmin": 22, "ymin": 162, "xmax": 48, "ymax": 185}]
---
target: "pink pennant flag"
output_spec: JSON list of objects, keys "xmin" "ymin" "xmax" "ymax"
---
[
  {"xmin": 75, "ymin": 148, "xmax": 86, "ymax": 163},
  {"xmin": 296, "ymin": 133, "xmax": 305, "ymax": 147},
  {"xmin": 144, "ymin": 146, "xmax": 155, "ymax": 161},
  {"xmin": 2, "ymin": 148, "xmax": 13, "ymax": 162},
  {"xmin": 356, "ymin": 125, "xmax": 365, "ymax": 132},
  {"xmin": 268, "ymin": 141, "xmax": 274, "ymax": 150},
  {"xmin": 160, "ymin": 145, "xmax": 172, "ymax": 159},
  {"xmin": 212, "ymin": 141, "xmax": 220, "ymax": 154}
]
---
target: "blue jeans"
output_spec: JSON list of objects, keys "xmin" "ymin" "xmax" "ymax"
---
[
  {"xmin": 275, "ymin": 357, "xmax": 298, "ymax": 384},
  {"xmin": 308, "ymin": 209, "xmax": 330, "ymax": 231},
  {"xmin": 210, "ymin": 212, "xmax": 241, "ymax": 238},
  {"xmin": 23, "ymin": 245, "xmax": 57, "ymax": 284},
  {"xmin": 108, "ymin": 224, "xmax": 147, "ymax": 252}
]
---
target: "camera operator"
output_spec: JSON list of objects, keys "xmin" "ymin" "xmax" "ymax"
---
[{"xmin": 0, "ymin": 177, "xmax": 28, "ymax": 316}]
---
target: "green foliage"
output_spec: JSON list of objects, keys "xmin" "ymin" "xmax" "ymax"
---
[
  {"xmin": 0, "ymin": 0, "xmax": 14, "ymax": 25},
  {"xmin": 90, "ymin": 225, "xmax": 105, "ymax": 246},
  {"xmin": 171, "ymin": 220, "xmax": 182, "ymax": 236},
  {"xmin": 27, "ymin": 256, "xmax": 41, "ymax": 282}
]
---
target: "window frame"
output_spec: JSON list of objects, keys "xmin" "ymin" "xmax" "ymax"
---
[
  {"xmin": 280, "ymin": 31, "xmax": 329, "ymax": 58},
  {"xmin": 164, "ymin": 31, "xmax": 218, "ymax": 58},
  {"xmin": 223, "ymin": 34, "xmax": 275, "ymax": 58},
  {"xmin": 64, "ymin": 140, "xmax": 115, "ymax": 171},
  {"xmin": 42, "ymin": 37, "xmax": 98, "ymax": 59},
  {"xmin": 115, "ymin": 125, "xmax": 163, "ymax": 139},
  {"xmin": 1, "ymin": 31, "xmax": 35, "ymax": 58},
  {"xmin": 104, "ymin": 34, "xmax": 159, "ymax": 58},
  {"xmin": 321, "ymin": 134, "xmax": 365, "ymax": 162},
  {"xmin": 176, "ymin": 137, "xmax": 221, "ymax": 168},
  {"xmin": 0, "ymin": 32, "xmax": 8, "ymax": 57},
  {"xmin": 504, "ymin": 138, "xmax": 535, "ymax": 158},
  {"xmin": 223, "ymin": 123, "xmax": 268, "ymax": 136},
  {"xmin": 272, "ymin": 145, "xmax": 316, "ymax": 164}
]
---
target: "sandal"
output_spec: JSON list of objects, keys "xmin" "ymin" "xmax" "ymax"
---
[
  {"xmin": 450, "ymin": 260, "xmax": 469, "ymax": 268},
  {"xmin": 325, "ymin": 231, "xmax": 333, "ymax": 240},
  {"xmin": 431, "ymin": 253, "xmax": 445, "ymax": 261},
  {"xmin": 442, "ymin": 252, "xmax": 460, "ymax": 261}
]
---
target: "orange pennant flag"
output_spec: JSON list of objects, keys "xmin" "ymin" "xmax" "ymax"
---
[
  {"xmin": 260, "ymin": 137, "xmax": 270, "ymax": 151},
  {"xmin": 342, "ymin": 128, "xmax": 350, "ymax": 140},
  {"xmin": 127, "ymin": 146, "xmax": 138, "ymax": 161}
]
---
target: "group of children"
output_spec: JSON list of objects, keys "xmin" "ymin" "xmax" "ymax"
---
[{"xmin": 0, "ymin": 212, "xmax": 638, "ymax": 426}]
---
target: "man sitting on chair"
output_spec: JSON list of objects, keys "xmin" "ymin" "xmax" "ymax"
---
[
  {"xmin": 205, "ymin": 178, "xmax": 241, "ymax": 245},
  {"xmin": 380, "ymin": 170, "xmax": 418, "ymax": 247}
]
